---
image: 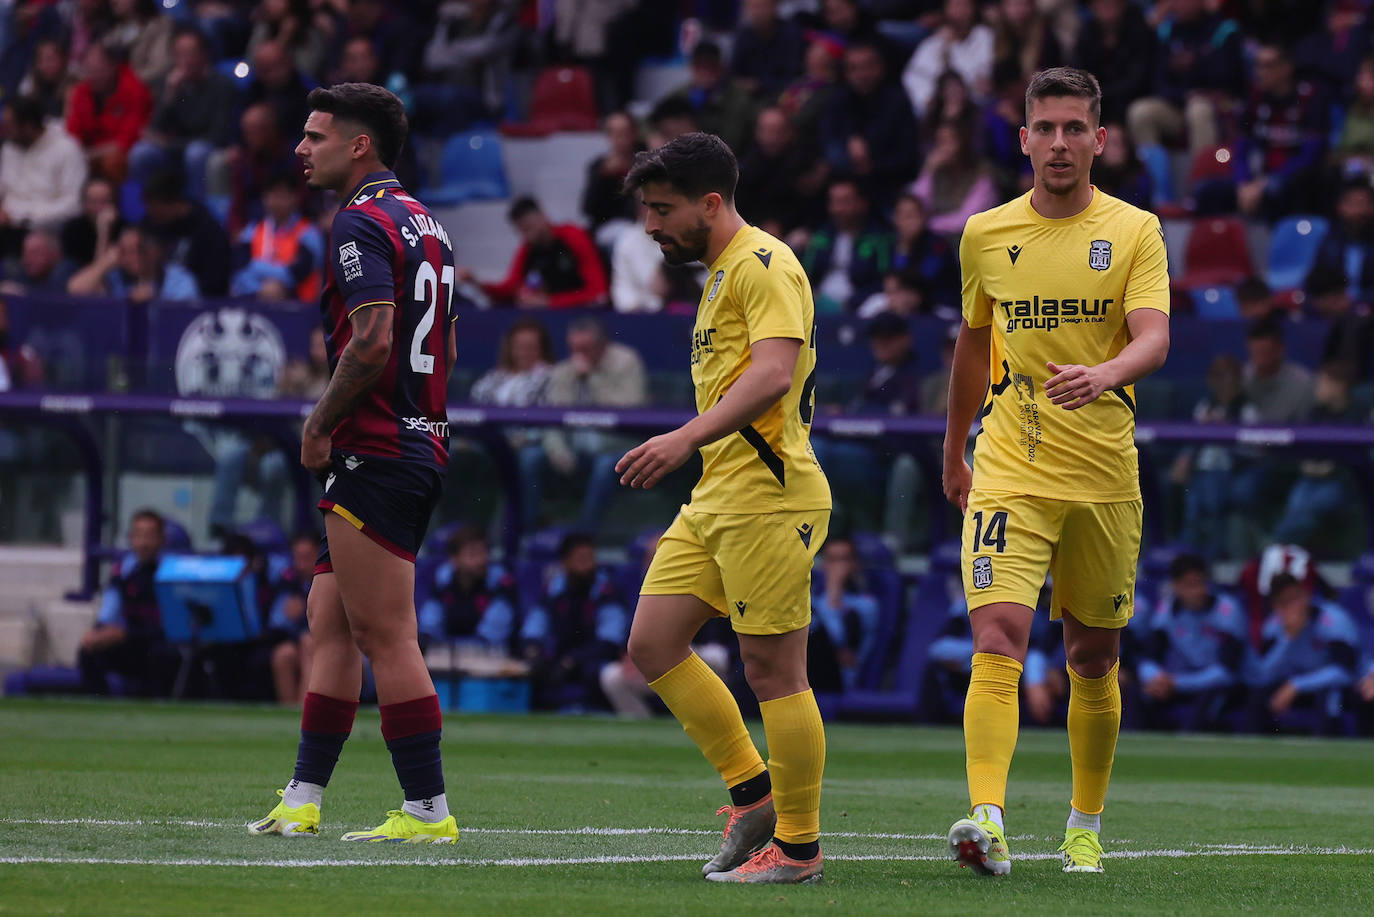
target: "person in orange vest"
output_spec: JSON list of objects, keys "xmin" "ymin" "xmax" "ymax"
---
[{"xmin": 231, "ymin": 173, "xmax": 323, "ymax": 302}]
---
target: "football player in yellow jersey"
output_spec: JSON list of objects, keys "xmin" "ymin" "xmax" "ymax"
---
[
  {"xmin": 615, "ymin": 132, "xmax": 831, "ymax": 885},
  {"xmin": 942, "ymin": 68, "xmax": 1170, "ymax": 877}
]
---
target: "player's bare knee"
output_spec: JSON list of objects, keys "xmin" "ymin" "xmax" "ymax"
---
[
  {"xmin": 347, "ymin": 618, "xmax": 411, "ymax": 660},
  {"xmin": 627, "ymin": 632, "xmax": 678, "ymax": 682},
  {"xmin": 1065, "ymin": 649, "xmax": 1118, "ymax": 680}
]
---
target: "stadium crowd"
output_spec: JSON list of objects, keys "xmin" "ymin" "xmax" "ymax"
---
[{"xmin": 0, "ymin": 0, "xmax": 1373, "ymax": 733}]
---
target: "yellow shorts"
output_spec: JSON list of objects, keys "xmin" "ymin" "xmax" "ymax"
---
[
  {"xmin": 960, "ymin": 489, "xmax": 1142, "ymax": 629},
  {"xmin": 640, "ymin": 505, "xmax": 830, "ymax": 635}
]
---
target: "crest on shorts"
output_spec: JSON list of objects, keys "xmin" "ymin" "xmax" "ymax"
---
[
  {"xmin": 972, "ymin": 556, "xmax": 993, "ymax": 589},
  {"xmin": 1089, "ymin": 239, "xmax": 1111, "ymax": 271}
]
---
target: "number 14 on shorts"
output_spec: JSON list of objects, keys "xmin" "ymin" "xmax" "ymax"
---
[{"xmin": 969, "ymin": 510, "xmax": 1008, "ymax": 554}]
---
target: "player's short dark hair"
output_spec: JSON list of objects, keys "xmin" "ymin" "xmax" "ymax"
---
[
  {"xmin": 9, "ymin": 95, "xmax": 44, "ymax": 129},
  {"xmin": 306, "ymin": 82, "xmax": 408, "ymax": 169},
  {"xmin": 1025, "ymin": 67, "xmax": 1102, "ymax": 125},
  {"xmin": 446, "ymin": 524, "xmax": 488, "ymax": 557},
  {"xmin": 1246, "ymin": 314, "xmax": 1286, "ymax": 343},
  {"xmin": 130, "ymin": 508, "xmax": 164, "ymax": 534},
  {"xmin": 1169, "ymin": 553, "xmax": 1208, "ymax": 581},
  {"xmin": 623, "ymin": 131, "xmax": 739, "ymax": 203},
  {"xmin": 507, "ymin": 196, "xmax": 542, "ymax": 222},
  {"xmin": 558, "ymin": 532, "xmax": 596, "ymax": 560}
]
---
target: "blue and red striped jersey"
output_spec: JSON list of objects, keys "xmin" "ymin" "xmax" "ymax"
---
[{"xmin": 320, "ymin": 170, "xmax": 456, "ymax": 467}]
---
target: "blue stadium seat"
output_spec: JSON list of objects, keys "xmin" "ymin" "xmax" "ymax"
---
[
  {"xmin": 163, "ymin": 517, "xmax": 192, "ymax": 552},
  {"xmin": 1137, "ymin": 144, "xmax": 1177, "ymax": 207},
  {"xmin": 1265, "ymin": 215, "xmax": 1329, "ymax": 292},
  {"xmin": 1192, "ymin": 285, "xmax": 1239, "ymax": 319},
  {"xmin": 421, "ymin": 130, "xmax": 509, "ymax": 207}
]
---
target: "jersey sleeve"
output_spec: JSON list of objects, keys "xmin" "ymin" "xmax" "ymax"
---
[
  {"xmin": 329, "ymin": 208, "xmax": 398, "ymax": 315},
  {"xmin": 958, "ymin": 218, "xmax": 993, "ymax": 328},
  {"xmin": 1123, "ymin": 214, "xmax": 1170, "ymax": 315},
  {"xmin": 736, "ymin": 259, "xmax": 807, "ymax": 345}
]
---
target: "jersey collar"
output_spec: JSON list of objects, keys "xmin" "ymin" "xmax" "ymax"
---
[
  {"xmin": 345, "ymin": 171, "xmax": 402, "ymax": 207},
  {"xmin": 1022, "ymin": 184, "xmax": 1101, "ymax": 226},
  {"xmin": 708, "ymin": 224, "xmax": 753, "ymax": 272}
]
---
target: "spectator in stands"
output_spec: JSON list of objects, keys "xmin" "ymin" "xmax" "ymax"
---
[
  {"xmin": 853, "ymin": 312, "xmax": 923, "ymax": 415},
  {"xmin": 1092, "ymin": 123, "xmax": 1152, "ymax": 211},
  {"xmin": 730, "ymin": 0, "xmax": 804, "ymax": 99},
  {"xmin": 735, "ymin": 106, "xmax": 827, "ymax": 236},
  {"xmin": 61, "ymin": 176, "xmax": 124, "ymax": 269},
  {"xmin": 418, "ymin": 526, "xmax": 519, "ymax": 653},
  {"xmin": 808, "ymin": 536, "xmax": 881, "ymax": 693},
  {"xmin": 463, "ymin": 197, "xmax": 608, "ymax": 309},
  {"xmin": 521, "ymin": 532, "xmax": 629, "ymax": 711},
  {"xmin": 980, "ymin": 69, "xmax": 1034, "ymax": 192},
  {"xmin": 801, "ymin": 178, "xmax": 893, "ymax": 314},
  {"xmin": 242, "ymin": 40, "xmax": 315, "ymax": 148},
  {"xmin": 1243, "ymin": 314, "xmax": 1315, "ymax": 423},
  {"xmin": 69, "ymin": 0, "xmax": 115, "ymax": 67},
  {"xmin": 526, "ymin": 316, "xmax": 647, "ymax": 531},
  {"xmin": 1073, "ymin": 0, "xmax": 1155, "ymax": 125},
  {"xmin": 646, "ymin": 97, "xmax": 700, "ymax": 144},
  {"xmin": 988, "ymin": 0, "xmax": 1064, "ymax": 86},
  {"xmin": 1171, "ymin": 353, "xmax": 1259, "ymax": 557},
  {"xmin": 580, "ymin": 111, "xmax": 643, "ymax": 248},
  {"xmin": 659, "ymin": 40, "xmax": 755, "ymax": 156},
  {"xmin": 18, "ymin": 38, "xmax": 75, "ymax": 124},
  {"xmin": 222, "ymin": 102, "xmax": 303, "ymax": 235},
  {"xmin": 823, "ymin": 40, "xmax": 919, "ymax": 207},
  {"xmin": 1125, "ymin": 0, "xmax": 1243, "ymax": 156},
  {"xmin": 108, "ymin": 0, "xmax": 177, "ymax": 88},
  {"xmin": 419, "ymin": 0, "xmax": 521, "ymax": 129},
  {"xmin": 1136, "ymin": 554, "xmax": 1248, "ymax": 731},
  {"xmin": 910, "ymin": 120, "xmax": 998, "ymax": 238},
  {"xmin": 1270, "ymin": 361, "xmax": 1363, "ymax": 547},
  {"xmin": 921, "ymin": 70, "xmax": 980, "ymax": 151},
  {"xmin": 1294, "ymin": 0, "xmax": 1370, "ymax": 105},
  {"xmin": 1310, "ymin": 180, "xmax": 1374, "ymax": 305},
  {"xmin": 856, "ymin": 268, "xmax": 929, "ymax": 320},
  {"xmin": 1249, "ymin": 572, "xmax": 1360, "ymax": 734},
  {"xmin": 67, "ymin": 224, "xmax": 201, "ymax": 302},
  {"xmin": 231, "ymin": 173, "xmax": 324, "ymax": 301},
  {"xmin": 1307, "ymin": 264, "xmax": 1374, "ymax": 378},
  {"xmin": 777, "ymin": 33, "xmax": 842, "ymax": 141},
  {"xmin": 0, "ymin": 299, "xmax": 43, "ymax": 390},
  {"xmin": 129, "ymin": 25, "xmax": 238, "ymax": 203},
  {"xmin": 279, "ymin": 325, "xmax": 331, "ymax": 400},
  {"xmin": 247, "ymin": 0, "xmax": 330, "ymax": 82},
  {"xmin": 1235, "ymin": 275, "xmax": 1279, "ymax": 321},
  {"xmin": 1232, "ymin": 43, "xmax": 1327, "ymax": 219},
  {"xmin": 903, "ymin": 0, "xmax": 995, "ymax": 118},
  {"xmin": 470, "ymin": 316, "xmax": 555, "ymax": 409},
  {"xmin": 66, "ymin": 40, "xmax": 155, "ymax": 181},
  {"xmin": 328, "ymin": 0, "xmax": 422, "ymax": 83},
  {"xmin": 0, "ymin": 96, "xmax": 87, "ymax": 257},
  {"xmin": 141, "ymin": 168, "xmax": 232, "ymax": 297},
  {"xmin": 918, "ymin": 324, "xmax": 958, "ymax": 415},
  {"xmin": 264, "ymin": 532, "xmax": 316, "ymax": 704},
  {"xmin": 800, "ymin": 0, "xmax": 888, "ymax": 56},
  {"xmin": 1, "ymin": 231, "xmax": 74, "ymax": 295},
  {"xmin": 78, "ymin": 509, "xmax": 176, "ymax": 697},
  {"xmin": 334, "ymin": 34, "xmax": 382, "ymax": 86},
  {"xmin": 887, "ymin": 193, "xmax": 960, "ymax": 309},
  {"xmin": 600, "ymin": 529, "xmax": 732, "ymax": 718},
  {"xmin": 1335, "ymin": 56, "xmax": 1374, "ymax": 174}
]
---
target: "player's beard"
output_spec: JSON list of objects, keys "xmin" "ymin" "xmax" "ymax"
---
[
  {"xmin": 656, "ymin": 218, "xmax": 711, "ymax": 265},
  {"xmin": 1039, "ymin": 161, "xmax": 1084, "ymax": 196}
]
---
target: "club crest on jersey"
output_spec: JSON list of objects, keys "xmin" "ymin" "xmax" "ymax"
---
[
  {"xmin": 338, "ymin": 241, "xmax": 363, "ymax": 282},
  {"xmin": 1089, "ymin": 239, "xmax": 1111, "ymax": 271},
  {"xmin": 706, "ymin": 270, "xmax": 725, "ymax": 302},
  {"xmin": 972, "ymin": 556, "xmax": 993, "ymax": 589}
]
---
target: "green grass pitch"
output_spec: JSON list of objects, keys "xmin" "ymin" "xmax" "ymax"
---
[{"xmin": 0, "ymin": 698, "xmax": 1370, "ymax": 915}]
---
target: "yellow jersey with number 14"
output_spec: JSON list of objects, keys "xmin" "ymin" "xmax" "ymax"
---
[
  {"xmin": 960, "ymin": 188, "xmax": 1170, "ymax": 503},
  {"xmin": 688, "ymin": 224, "xmax": 831, "ymax": 514}
]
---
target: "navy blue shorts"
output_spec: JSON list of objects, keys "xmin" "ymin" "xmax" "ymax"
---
[{"xmin": 315, "ymin": 450, "xmax": 443, "ymax": 574}]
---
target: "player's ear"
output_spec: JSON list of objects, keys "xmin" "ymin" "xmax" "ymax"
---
[
  {"xmin": 1094, "ymin": 125, "xmax": 1107, "ymax": 156},
  {"xmin": 351, "ymin": 132, "xmax": 371, "ymax": 160},
  {"xmin": 1018, "ymin": 125, "xmax": 1029, "ymax": 157},
  {"xmin": 701, "ymin": 191, "xmax": 723, "ymax": 217}
]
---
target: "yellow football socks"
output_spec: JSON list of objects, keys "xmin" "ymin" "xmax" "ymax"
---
[
  {"xmin": 1066, "ymin": 660, "xmax": 1121, "ymax": 816},
  {"xmin": 648, "ymin": 653, "xmax": 766, "ymax": 788},
  {"xmin": 964, "ymin": 652, "xmax": 1023, "ymax": 812},
  {"xmin": 759, "ymin": 689, "xmax": 825, "ymax": 844}
]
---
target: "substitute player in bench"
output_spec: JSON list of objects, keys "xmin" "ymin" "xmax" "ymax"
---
[
  {"xmin": 617, "ymin": 132, "xmax": 831, "ymax": 884},
  {"xmin": 248, "ymin": 83, "xmax": 461, "ymax": 843},
  {"xmin": 943, "ymin": 68, "xmax": 1170, "ymax": 876}
]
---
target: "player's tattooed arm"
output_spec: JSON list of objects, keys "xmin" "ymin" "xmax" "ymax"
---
[{"xmin": 301, "ymin": 304, "xmax": 394, "ymax": 471}]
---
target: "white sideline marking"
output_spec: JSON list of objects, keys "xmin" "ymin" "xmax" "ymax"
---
[{"xmin": 0, "ymin": 846, "xmax": 1370, "ymax": 869}]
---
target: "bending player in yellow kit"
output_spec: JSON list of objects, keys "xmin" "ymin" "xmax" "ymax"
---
[
  {"xmin": 615, "ymin": 132, "xmax": 831, "ymax": 884},
  {"xmin": 943, "ymin": 68, "xmax": 1170, "ymax": 876}
]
